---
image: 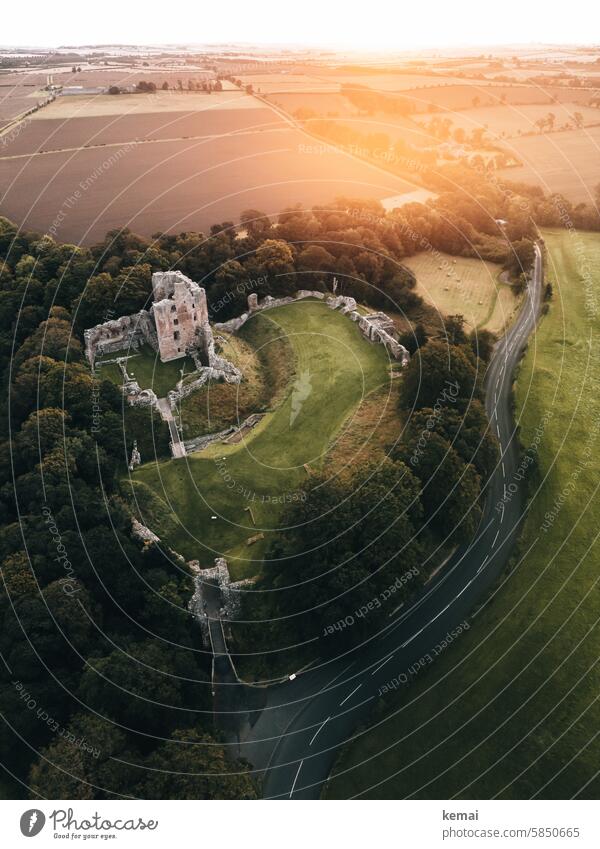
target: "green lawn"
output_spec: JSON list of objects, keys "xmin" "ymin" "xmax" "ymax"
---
[
  {"xmin": 97, "ymin": 344, "xmax": 194, "ymax": 398},
  {"xmin": 178, "ymin": 323, "xmax": 293, "ymax": 439},
  {"xmin": 133, "ymin": 301, "xmax": 390, "ymax": 577},
  {"xmin": 325, "ymin": 228, "xmax": 600, "ymax": 799}
]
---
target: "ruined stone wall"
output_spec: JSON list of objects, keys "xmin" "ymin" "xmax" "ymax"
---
[
  {"xmin": 215, "ymin": 290, "xmax": 410, "ymax": 364},
  {"xmin": 183, "ymin": 413, "xmax": 263, "ymax": 455},
  {"xmin": 84, "ymin": 309, "xmax": 157, "ymax": 367},
  {"xmin": 188, "ymin": 556, "xmax": 256, "ymax": 641},
  {"xmin": 354, "ymin": 312, "xmax": 410, "ymax": 365},
  {"xmin": 213, "ymin": 290, "xmax": 329, "ymax": 333},
  {"xmin": 167, "ymin": 355, "xmax": 242, "ymax": 409}
]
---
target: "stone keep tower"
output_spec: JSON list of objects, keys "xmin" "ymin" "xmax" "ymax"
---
[{"xmin": 151, "ymin": 271, "xmax": 212, "ymax": 363}]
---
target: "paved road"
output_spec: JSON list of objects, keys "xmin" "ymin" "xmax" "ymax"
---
[{"xmin": 221, "ymin": 243, "xmax": 544, "ymax": 798}]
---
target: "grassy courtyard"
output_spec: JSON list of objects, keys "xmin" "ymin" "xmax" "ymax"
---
[
  {"xmin": 325, "ymin": 229, "xmax": 600, "ymax": 799},
  {"xmin": 178, "ymin": 323, "xmax": 293, "ymax": 439},
  {"xmin": 97, "ymin": 344, "xmax": 194, "ymax": 398},
  {"xmin": 131, "ymin": 301, "xmax": 391, "ymax": 578}
]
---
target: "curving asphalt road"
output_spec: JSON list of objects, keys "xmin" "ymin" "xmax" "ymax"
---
[{"xmin": 219, "ymin": 243, "xmax": 544, "ymax": 799}]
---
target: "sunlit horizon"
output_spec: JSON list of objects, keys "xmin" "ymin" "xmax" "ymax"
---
[{"xmin": 2, "ymin": 0, "xmax": 599, "ymax": 51}]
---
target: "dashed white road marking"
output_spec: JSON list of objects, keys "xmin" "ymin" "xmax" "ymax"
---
[
  {"xmin": 401, "ymin": 576, "xmax": 478, "ymax": 648},
  {"xmin": 290, "ymin": 760, "xmax": 304, "ymax": 797},
  {"xmin": 309, "ymin": 716, "xmax": 330, "ymax": 746},
  {"xmin": 371, "ymin": 655, "xmax": 394, "ymax": 675},
  {"xmin": 388, "ymin": 601, "xmax": 405, "ymax": 617},
  {"xmin": 492, "ymin": 530, "xmax": 500, "ymax": 547},
  {"xmin": 339, "ymin": 684, "xmax": 362, "ymax": 706}
]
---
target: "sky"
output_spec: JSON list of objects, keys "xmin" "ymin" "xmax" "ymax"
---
[{"xmin": 2, "ymin": 0, "xmax": 598, "ymax": 50}]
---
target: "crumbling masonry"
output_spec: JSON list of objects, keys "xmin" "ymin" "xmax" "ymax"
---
[
  {"xmin": 84, "ymin": 270, "xmax": 215, "ymax": 368},
  {"xmin": 84, "ymin": 271, "xmax": 242, "ymax": 459},
  {"xmin": 215, "ymin": 289, "xmax": 410, "ymax": 366}
]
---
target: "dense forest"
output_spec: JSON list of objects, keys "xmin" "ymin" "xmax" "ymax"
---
[{"xmin": 0, "ymin": 180, "xmax": 541, "ymax": 797}]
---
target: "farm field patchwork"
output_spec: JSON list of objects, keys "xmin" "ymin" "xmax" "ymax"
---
[
  {"xmin": 498, "ymin": 126, "xmax": 600, "ymax": 204},
  {"xmin": 20, "ymin": 90, "xmax": 261, "ymax": 120},
  {"xmin": 266, "ymin": 92, "xmax": 434, "ymax": 147},
  {"xmin": 132, "ymin": 300, "xmax": 391, "ymax": 575},
  {"xmin": 0, "ymin": 93, "xmax": 284, "ymax": 155},
  {"xmin": 400, "ymin": 251, "xmax": 517, "ymax": 332},
  {"xmin": 265, "ymin": 92, "xmax": 361, "ymax": 117},
  {"xmin": 0, "ymin": 73, "xmax": 52, "ymax": 129},
  {"xmin": 313, "ymin": 72, "xmax": 476, "ymax": 91},
  {"xmin": 416, "ymin": 103, "xmax": 600, "ymax": 140},
  {"xmin": 0, "ymin": 105, "xmax": 420, "ymax": 243},
  {"xmin": 396, "ymin": 83, "xmax": 593, "ymax": 114},
  {"xmin": 310, "ymin": 114, "xmax": 435, "ymax": 148},
  {"xmin": 325, "ymin": 228, "xmax": 600, "ymax": 800},
  {"xmin": 53, "ymin": 67, "xmax": 214, "ymax": 90},
  {"xmin": 238, "ymin": 74, "xmax": 339, "ymax": 93}
]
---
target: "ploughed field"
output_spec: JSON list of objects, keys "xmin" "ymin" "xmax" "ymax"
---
[
  {"xmin": 0, "ymin": 71, "xmax": 52, "ymax": 128},
  {"xmin": 130, "ymin": 300, "xmax": 392, "ymax": 578},
  {"xmin": 0, "ymin": 93, "xmax": 286, "ymax": 155},
  {"xmin": 0, "ymin": 91, "xmax": 418, "ymax": 244},
  {"xmin": 498, "ymin": 125, "xmax": 600, "ymax": 204}
]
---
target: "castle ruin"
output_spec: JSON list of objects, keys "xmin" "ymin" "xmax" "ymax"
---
[
  {"xmin": 84, "ymin": 270, "xmax": 214, "ymax": 368},
  {"xmin": 151, "ymin": 270, "xmax": 213, "ymax": 364}
]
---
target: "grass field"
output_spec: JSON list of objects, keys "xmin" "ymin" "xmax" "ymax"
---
[
  {"xmin": 322, "ymin": 381, "xmax": 401, "ymax": 481},
  {"xmin": 498, "ymin": 126, "xmax": 600, "ymax": 204},
  {"xmin": 132, "ymin": 300, "xmax": 391, "ymax": 577},
  {"xmin": 97, "ymin": 345, "xmax": 193, "ymax": 398},
  {"xmin": 325, "ymin": 228, "xmax": 600, "ymax": 799},
  {"xmin": 400, "ymin": 251, "xmax": 517, "ymax": 332},
  {"xmin": 179, "ymin": 326, "xmax": 292, "ymax": 439}
]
